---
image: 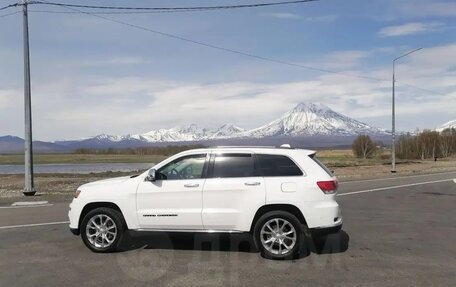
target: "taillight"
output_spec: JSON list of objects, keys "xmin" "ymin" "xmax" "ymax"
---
[{"xmin": 317, "ymin": 180, "xmax": 338, "ymax": 194}]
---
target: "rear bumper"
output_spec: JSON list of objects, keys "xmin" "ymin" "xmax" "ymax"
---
[
  {"xmin": 309, "ymin": 218, "xmax": 343, "ymax": 237},
  {"xmin": 300, "ymin": 199, "xmax": 341, "ymax": 229}
]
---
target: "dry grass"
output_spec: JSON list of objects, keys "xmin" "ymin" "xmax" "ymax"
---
[
  {"xmin": 332, "ymin": 159, "xmax": 456, "ymax": 180},
  {"xmin": 0, "ymin": 172, "xmax": 138, "ymax": 200},
  {"xmin": 0, "ymin": 154, "xmax": 167, "ymax": 165}
]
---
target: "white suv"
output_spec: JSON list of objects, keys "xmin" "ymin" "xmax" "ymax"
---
[{"xmin": 69, "ymin": 146, "xmax": 342, "ymax": 259}]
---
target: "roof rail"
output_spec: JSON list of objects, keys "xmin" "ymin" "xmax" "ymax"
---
[
  {"xmin": 212, "ymin": 146, "xmax": 276, "ymax": 148},
  {"xmin": 211, "ymin": 144, "xmax": 293, "ymax": 149}
]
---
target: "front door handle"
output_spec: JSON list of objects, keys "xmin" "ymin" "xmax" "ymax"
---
[
  {"xmin": 245, "ymin": 182, "xmax": 261, "ymax": 186},
  {"xmin": 184, "ymin": 183, "xmax": 200, "ymax": 188}
]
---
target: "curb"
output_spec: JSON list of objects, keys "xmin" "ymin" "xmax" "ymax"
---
[{"xmin": 11, "ymin": 201, "xmax": 49, "ymax": 206}]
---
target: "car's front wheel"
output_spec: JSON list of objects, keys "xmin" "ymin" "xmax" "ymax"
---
[
  {"xmin": 253, "ymin": 211, "xmax": 305, "ymax": 260},
  {"xmin": 80, "ymin": 207, "xmax": 125, "ymax": 253}
]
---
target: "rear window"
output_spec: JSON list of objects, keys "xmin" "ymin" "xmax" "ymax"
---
[
  {"xmin": 310, "ymin": 154, "xmax": 333, "ymax": 176},
  {"xmin": 212, "ymin": 154, "xmax": 255, "ymax": 178},
  {"xmin": 255, "ymin": 154, "xmax": 303, "ymax": 177}
]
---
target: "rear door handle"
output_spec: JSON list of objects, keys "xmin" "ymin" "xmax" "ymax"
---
[
  {"xmin": 245, "ymin": 182, "xmax": 261, "ymax": 186},
  {"xmin": 184, "ymin": 183, "xmax": 200, "ymax": 188}
]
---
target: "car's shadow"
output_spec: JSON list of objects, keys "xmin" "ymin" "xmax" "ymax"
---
[
  {"xmin": 118, "ymin": 230, "xmax": 349, "ymax": 259},
  {"xmin": 309, "ymin": 230, "xmax": 350, "ymax": 255}
]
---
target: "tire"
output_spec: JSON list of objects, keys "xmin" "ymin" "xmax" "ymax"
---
[
  {"xmin": 253, "ymin": 211, "xmax": 305, "ymax": 260},
  {"xmin": 80, "ymin": 207, "xmax": 126, "ymax": 253}
]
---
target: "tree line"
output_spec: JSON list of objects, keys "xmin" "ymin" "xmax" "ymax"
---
[
  {"xmin": 74, "ymin": 144, "xmax": 206, "ymax": 156},
  {"xmin": 396, "ymin": 129, "xmax": 456, "ymax": 160},
  {"xmin": 352, "ymin": 128, "xmax": 456, "ymax": 160}
]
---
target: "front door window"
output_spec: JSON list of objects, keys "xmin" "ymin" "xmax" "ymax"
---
[{"xmin": 157, "ymin": 155, "xmax": 206, "ymax": 180}]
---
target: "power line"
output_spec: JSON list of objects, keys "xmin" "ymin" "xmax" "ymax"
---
[
  {"xmin": 0, "ymin": 3, "xmax": 18, "ymax": 11},
  {"xmin": 27, "ymin": 8, "xmax": 274, "ymax": 15},
  {"xmin": 10, "ymin": 1, "xmax": 451, "ymax": 96},
  {"xmin": 397, "ymin": 82, "xmax": 449, "ymax": 96},
  {"xmin": 0, "ymin": 10, "xmax": 20, "ymax": 17},
  {"xmin": 41, "ymin": 2, "xmax": 386, "ymax": 82},
  {"xmin": 30, "ymin": 0, "xmax": 320, "ymax": 11}
]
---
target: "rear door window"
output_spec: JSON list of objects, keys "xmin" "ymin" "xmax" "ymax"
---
[
  {"xmin": 255, "ymin": 154, "xmax": 303, "ymax": 176},
  {"xmin": 211, "ymin": 153, "xmax": 255, "ymax": 178}
]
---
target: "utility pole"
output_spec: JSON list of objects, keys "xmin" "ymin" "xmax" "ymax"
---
[
  {"xmin": 391, "ymin": 47, "xmax": 422, "ymax": 173},
  {"xmin": 391, "ymin": 60, "xmax": 396, "ymax": 173},
  {"xmin": 22, "ymin": 0, "xmax": 36, "ymax": 196}
]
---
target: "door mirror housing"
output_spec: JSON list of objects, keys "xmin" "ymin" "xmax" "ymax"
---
[{"xmin": 146, "ymin": 169, "xmax": 156, "ymax": 182}]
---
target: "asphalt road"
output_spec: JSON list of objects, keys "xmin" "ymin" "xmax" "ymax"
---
[{"xmin": 1, "ymin": 171, "xmax": 455, "ymax": 287}]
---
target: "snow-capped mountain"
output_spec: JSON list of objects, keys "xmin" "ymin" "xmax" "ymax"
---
[
  {"xmin": 210, "ymin": 124, "xmax": 245, "ymax": 138},
  {"xmin": 132, "ymin": 124, "xmax": 210, "ymax": 142},
  {"xmin": 54, "ymin": 102, "xmax": 387, "ymax": 147},
  {"xmin": 240, "ymin": 103, "xmax": 385, "ymax": 137},
  {"xmin": 436, "ymin": 120, "xmax": 456, "ymax": 132},
  {"xmin": 126, "ymin": 123, "xmax": 245, "ymax": 142},
  {"xmin": 91, "ymin": 133, "xmax": 132, "ymax": 142}
]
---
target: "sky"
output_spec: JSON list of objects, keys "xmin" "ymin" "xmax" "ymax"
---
[{"xmin": 0, "ymin": 0, "xmax": 455, "ymax": 141}]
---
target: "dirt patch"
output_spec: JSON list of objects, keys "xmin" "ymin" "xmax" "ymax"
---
[
  {"xmin": 332, "ymin": 159, "xmax": 456, "ymax": 180},
  {"xmin": 0, "ymin": 171, "xmax": 137, "ymax": 203}
]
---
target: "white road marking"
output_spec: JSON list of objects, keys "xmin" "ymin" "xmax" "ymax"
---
[
  {"xmin": 0, "ymin": 221, "xmax": 69, "ymax": 230},
  {"xmin": 0, "ymin": 204, "xmax": 53, "ymax": 209},
  {"xmin": 12, "ymin": 201, "xmax": 49, "ymax": 206},
  {"xmin": 339, "ymin": 171, "xmax": 456, "ymax": 184},
  {"xmin": 338, "ymin": 178, "xmax": 453, "ymax": 196}
]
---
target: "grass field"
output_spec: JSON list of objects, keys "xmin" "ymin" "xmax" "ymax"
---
[
  {"xmin": 315, "ymin": 148, "xmax": 391, "ymax": 167},
  {"xmin": 0, "ymin": 149, "xmax": 385, "ymax": 166},
  {"xmin": 2, "ymin": 149, "xmax": 455, "ymax": 170},
  {"xmin": 0, "ymin": 149, "xmax": 451, "ymax": 169},
  {"xmin": 0, "ymin": 153, "xmax": 167, "ymax": 165}
]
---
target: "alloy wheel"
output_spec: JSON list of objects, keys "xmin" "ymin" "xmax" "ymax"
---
[
  {"xmin": 260, "ymin": 218, "xmax": 297, "ymax": 255},
  {"xmin": 85, "ymin": 214, "xmax": 117, "ymax": 249}
]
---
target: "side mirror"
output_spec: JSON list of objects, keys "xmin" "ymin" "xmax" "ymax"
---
[{"xmin": 146, "ymin": 169, "xmax": 156, "ymax": 182}]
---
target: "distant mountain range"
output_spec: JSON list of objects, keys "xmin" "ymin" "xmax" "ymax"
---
[
  {"xmin": 58, "ymin": 102, "xmax": 387, "ymax": 145},
  {"xmin": 0, "ymin": 135, "xmax": 67, "ymax": 154},
  {"xmin": 0, "ymin": 102, "xmax": 397, "ymax": 152}
]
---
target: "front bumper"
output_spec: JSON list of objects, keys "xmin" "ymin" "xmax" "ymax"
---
[{"xmin": 68, "ymin": 199, "xmax": 82, "ymax": 235}]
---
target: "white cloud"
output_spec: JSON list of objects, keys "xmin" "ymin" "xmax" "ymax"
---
[
  {"xmin": 2, "ymin": 71, "xmax": 454, "ymax": 140},
  {"xmin": 392, "ymin": 43, "xmax": 456, "ymax": 80},
  {"xmin": 316, "ymin": 50, "xmax": 371, "ymax": 69},
  {"xmin": 262, "ymin": 12, "xmax": 300, "ymax": 19},
  {"xmin": 261, "ymin": 13, "xmax": 337, "ymax": 22},
  {"xmin": 0, "ymin": 89, "xmax": 19, "ymax": 110},
  {"xmin": 79, "ymin": 56, "xmax": 145, "ymax": 67},
  {"xmin": 304, "ymin": 15, "xmax": 338, "ymax": 22},
  {"xmin": 395, "ymin": 0, "xmax": 456, "ymax": 18},
  {"xmin": 378, "ymin": 22, "xmax": 445, "ymax": 37},
  {"xmin": 1, "ymin": 43, "xmax": 455, "ymax": 141}
]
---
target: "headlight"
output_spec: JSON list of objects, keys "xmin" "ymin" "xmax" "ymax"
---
[{"xmin": 74, "ymin": 190, "xmax": 81, "ymax": 198}]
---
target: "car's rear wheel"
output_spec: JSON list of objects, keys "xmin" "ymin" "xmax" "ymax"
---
[
  {"xmin": 253, "ymin": 211, "xmax": 305, "ymax": 260},
  {"xmin": 80, "ymin": 207, "xmax": 125, "ymax": 253}
]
